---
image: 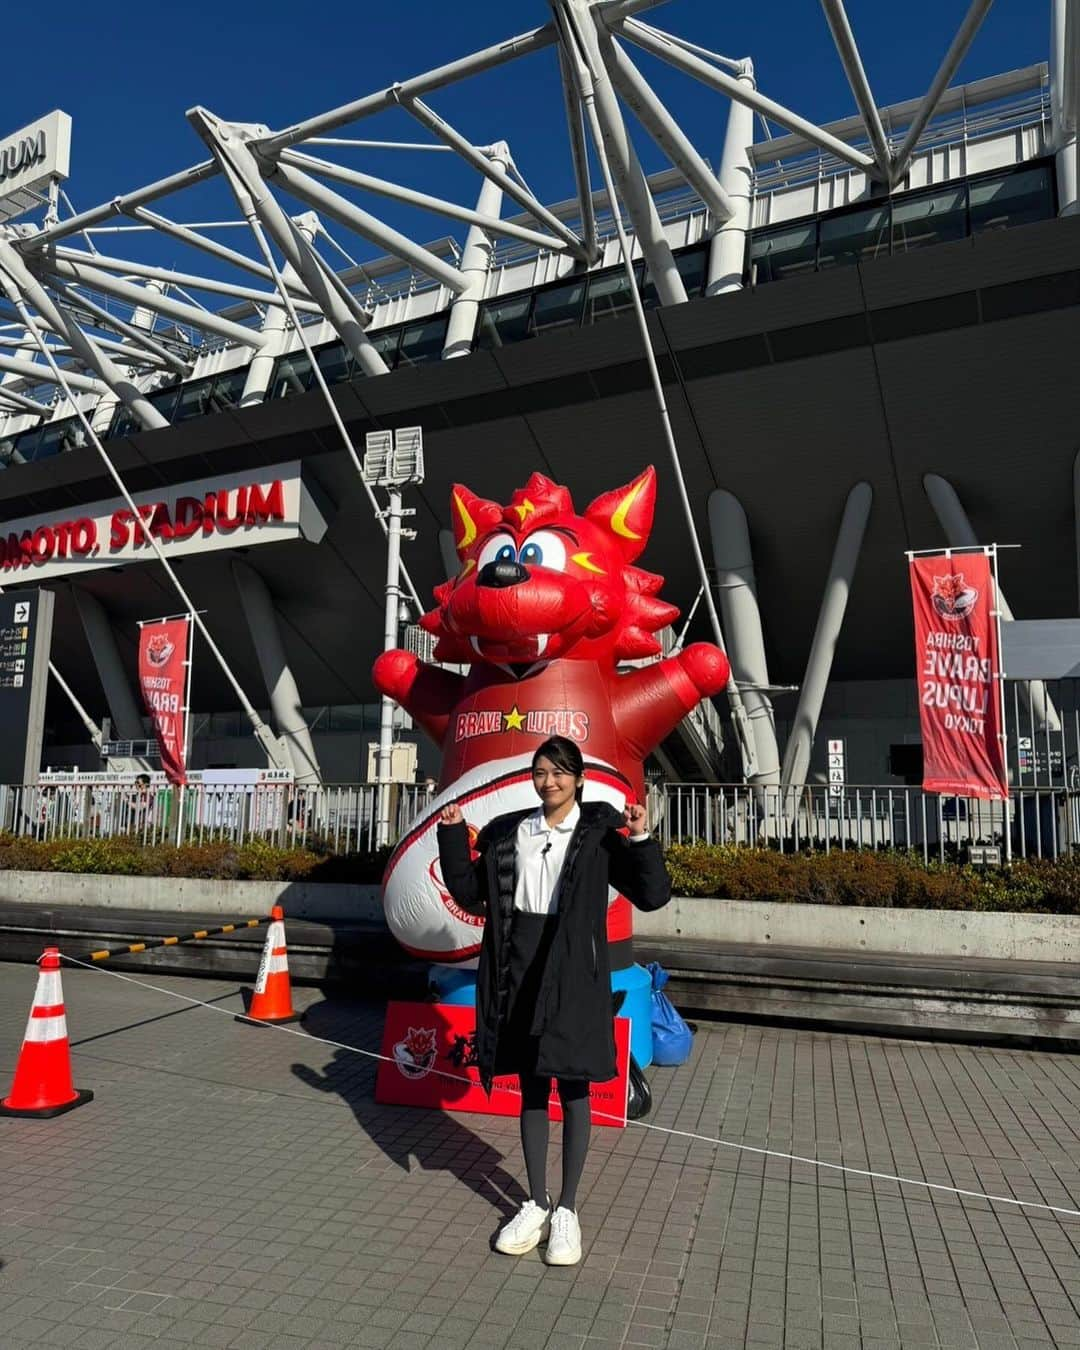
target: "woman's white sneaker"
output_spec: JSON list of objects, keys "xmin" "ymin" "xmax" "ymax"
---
[
  {"xmin": 544, "ymin": 1207, "xmax": 582, "ymax": 1265},
  {"xmin": 494, "ymin": 1198, "xmax": 550, "ymax": 1255}
]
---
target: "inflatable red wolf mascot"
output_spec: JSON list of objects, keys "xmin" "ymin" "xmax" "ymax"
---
[{"xmin": 373, "ymin": 465, "xmax": 729, "ymax": 962}]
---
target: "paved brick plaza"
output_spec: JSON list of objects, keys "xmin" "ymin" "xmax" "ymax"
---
[{"xmin": 1, "ymin": 961, "xmax": 1079, "ymax": 1350}]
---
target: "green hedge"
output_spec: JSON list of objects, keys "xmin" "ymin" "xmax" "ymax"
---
[
  {"xmin": 4, "ymin": 833, "xmax": 1080, "ymax": 914},
  {"xmin": 0, "ymin": 833, "xmax": 391, "ymax": 884},
  {"xmin": 665, "ymin": 844, "xmax": 1080, "ymax": 914}
]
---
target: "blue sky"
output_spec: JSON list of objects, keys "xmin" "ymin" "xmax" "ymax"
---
[{"xmin": 1, "ymin": 1, "xmax": 1050, "ymax": 268}]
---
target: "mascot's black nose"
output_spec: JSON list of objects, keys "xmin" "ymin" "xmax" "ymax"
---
[{"xmin": 478, "ymin": 560, "xmax": 528, "ymax": 588}]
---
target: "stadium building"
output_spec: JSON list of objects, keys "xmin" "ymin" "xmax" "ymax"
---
[{"xmin": 0, "ymin": 0, "xmax": 1077, "ymax": 799}]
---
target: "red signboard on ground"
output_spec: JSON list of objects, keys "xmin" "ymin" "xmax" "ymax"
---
[
  {"xmin": 909, "ymin": 552, "xmax": 1008, "ymax": 800},
  {"xmin": 138, "ymin": 618, "xmax": 190, "ymax": 786},
  {"xmin": 375, "ymin": 1001, "xmax": 630, "ymax": 1128}
]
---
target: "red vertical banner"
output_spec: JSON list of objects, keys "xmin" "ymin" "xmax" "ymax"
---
[
  {"xmin": 138, "ymin": 618, "xmax": 190, "ymax": 786},
  {"xmin": 909, "ymin": 553, "xmax": 1008, "ymax": 800}
]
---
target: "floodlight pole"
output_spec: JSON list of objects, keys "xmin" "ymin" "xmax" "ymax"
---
[
  {"xmin": 377, "ymin": 484, "xmax": 406, "ymax": 848},
  {"xmin": 365, "ymin": 428, "xmax": 423, "ymax": 849}
]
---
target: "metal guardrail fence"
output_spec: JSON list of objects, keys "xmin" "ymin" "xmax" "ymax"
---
[
  {"xmin": 658, "ymin": 782, "xmax": 1079, "ymax": 862},
  {"xmin": 0, "ymin": 781, "xmax": 433, "ymax": 853},
  {"xmin": 1, "ymin": 777, "xmax": 1077, "ymax": 863}
]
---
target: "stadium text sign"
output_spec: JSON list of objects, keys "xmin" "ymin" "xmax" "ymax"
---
[
  {"xmin": 0, "ymin": 461, "xmax": 327, "ymax": 582},
  {"xmin": 0, "ymin": 111, "xmax": 71, "ymax": 223}
]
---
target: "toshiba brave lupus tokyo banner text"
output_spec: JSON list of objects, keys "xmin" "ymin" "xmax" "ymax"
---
[
  {"xmin": 909, "ymin": 552, "xmax": 1007, "ymax": 801},
  {"xmin": 138, "ymin": 619, "xmax": 190, "ymax": 786}
]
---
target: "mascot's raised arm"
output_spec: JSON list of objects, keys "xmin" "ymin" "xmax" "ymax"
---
[{"xmin": 373, "ymin": 465, "xmax": 729, "ymax": 961}]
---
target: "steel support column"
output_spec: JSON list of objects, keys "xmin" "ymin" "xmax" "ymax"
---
[
  {"xmin": 924, "ymin": 472, "xmax": 1061, "ymax": 732},
  {"xmin": 599, "ymin": 35, "xmax": 735, "ymax": 223},
  {"xmin": 0, "ymin": 240, "xmax": 169, "ymax": 432},
  {"xmin": 709, "ymin": 490, "xmax": 781, "ymax": 785},
  {"xmin": 187, "ymin": 108, "xmax": 389, "ymax": 378},
  {"xmin": 781, "ymin": 482, "xmax": 873, "ymax": 787},
  {"xmin": 888, "ymin": 0, "xmax": 995, "ymax": 185},
  {"xmin": 585, "ymin": 12, "xmax": 687, "ymax": 305},
  {"xmin": 70, "ymin": 586, "xmax": 145, "ymax": 741},
  {"xmin": 231, "ymin": 561, "xmax": 322, "ymax": 785},
  {"xmin": 443, "ymin": 144, "xmax": 509, "ymax": 359},
  {"xmin": 91, "ymin": 278, "xmax": 168, "ymax": 434},
  {"xmin": 241, "ymin": 215, "xmax": 318, "ymax": 406},
  {"xmin": 618, "ymin": 17, "xmax": 876, "ymax": 174},
  {"xmin": 708, "ymin": 61, "xmax": 756, "ymax": 295},
  {"xmin": 1053, "ymin": 0, "xmax": 1080, "ymax": 214}
]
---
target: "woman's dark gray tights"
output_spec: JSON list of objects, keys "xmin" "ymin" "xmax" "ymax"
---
[{"xmin": 519, "ymin": 1074, "xmax": 591, "ymax": 1211}]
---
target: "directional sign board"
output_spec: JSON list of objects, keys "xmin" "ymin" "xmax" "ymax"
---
[
  {"xmin": 0, "ymin": 589, "xmax": 54, "ymax": 784},
  {"xmin": 826, "ymin": 738, "xmax": 845, "ymax": 796}
]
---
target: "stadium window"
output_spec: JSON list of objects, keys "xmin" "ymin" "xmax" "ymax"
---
[
  {"xmin": 674, "ymin": 244, "xmax": 708, "ymax": 297},
  {"xmin": 0, "ymin": 435, "xmax": 18, "ymax": 468},
  {"xmin": 327, "ymin": 704, "xmax": 367, "ymax": 731},
  {"xmin": 35, "ymin": 415, "xmax": 85, "ymax": 460},
  {"xmin": 207, "ymin": 367, "xmax": 247, "ymax": 411},
  {"xmin": 171, "ymin": 378, "xmax": 215, "ymax": 424},
  {"xmin": 530, "ymin": 277, "xmax": 587, "ymax": 335},
  {"xmin": 109, "ymin": 406, "xmax": 138, "ymax": 437},
  {"xmin": 818, "ymin": 205, "xmax": 889, "ymax": 270},
  {"xmin": 749, "ymin": 221, "xmax": 817, "ymax": 283},
  {"xmin": 642, "ymin": 246, "xmax": 709, "ymax": 305},
  {"xmin": 970, "ymin": 164, "xmax": 1055, "ymax": 234},
  {"xmin": 397, "ymin": 315, "xmax": 449, "ymax": 367},
  {"xmin": 11, "ymin": 424, "xmax": 43, "ymax": 461},
  {"xmin": 475, "ymin": 295, "xmax": 532, "ymax": 349},
  {"xmin": 585, "ymin": 265, "xmax": 643, "ymax": 324},
  {"xmin": 891, "ymin": 185, "xmax": 967, "ymax": 254},
  {"xmin": 314, "ymin": 341, "xmax": 353, "ymax": 385},
  {"xmin": 366, "ymin": 325, "xmax": 403, "ymax": 371},
  {"xmin": 151, "ymin": 382, "xmax": 185, "ymax": 421},
  {"xmin": 270, "ymin": 351, "xmax": 314, "ymax": 399}
]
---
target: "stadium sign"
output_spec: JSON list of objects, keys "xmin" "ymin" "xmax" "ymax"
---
[
  {"xmin": 0, "ymin": 461, "xmax": 328, "ymax": 582},
  {"xmin": 0, "ymin": 112, "xmax": 72, "ymax": 223}
]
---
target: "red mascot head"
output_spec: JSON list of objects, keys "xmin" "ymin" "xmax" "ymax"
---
[{"xmin": 421, "ymin": 466, "xmax": 678, "ymax": 671}]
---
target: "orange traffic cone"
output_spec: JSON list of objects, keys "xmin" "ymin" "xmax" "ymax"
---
[
  {"xmin": 1, "ymin": 947, "xmax": 93, "ymax": 1118},
  {"xmin": 245, "ymin": 907, "xmax": 301, "ymax": 1024}
]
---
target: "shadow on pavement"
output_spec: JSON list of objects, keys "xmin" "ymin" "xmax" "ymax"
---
[{"xmin": 292, "ymin": 995, "xmax": 526, "ymax": 1224}]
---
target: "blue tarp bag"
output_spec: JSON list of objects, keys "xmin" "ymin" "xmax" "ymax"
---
[{"xmin": 648, "ymin": 962, "xmax": 693, "ymax": 1066}]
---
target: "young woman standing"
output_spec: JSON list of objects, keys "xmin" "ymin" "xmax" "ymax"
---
[{"xmin": 437, "ymin": 735, "xmax": 670, "ymax": 1265}]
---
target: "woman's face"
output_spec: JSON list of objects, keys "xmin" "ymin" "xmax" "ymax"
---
[{"xmin": 531, "ymin": 755, "xmax": 581, "ymax": 813}]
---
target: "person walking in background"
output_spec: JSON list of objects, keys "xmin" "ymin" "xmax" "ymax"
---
[{"xmin": 437, "ymin": 735, "xmax": 670, "ymax": 1266}]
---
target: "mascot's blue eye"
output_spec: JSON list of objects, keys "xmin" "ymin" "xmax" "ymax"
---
[
  {"xmin": 495, "ymin": 543, "xmax": 517, "ymax": 563},
  {"xmin": 520, "ymin": 541, "xmax": 543, "ymax": 566}
]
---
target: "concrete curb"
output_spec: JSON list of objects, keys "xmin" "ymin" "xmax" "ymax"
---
[
  {"xmin": 1, "ymin": 871, "xmax": 1077, "ymax": 963},
  {"xmin": 635, "ymin": 896, "xmax": 1080, "ymax": 963},
  {"xmin": 0, "ymin": 871, "xmax": 382, "ymax": 923}
]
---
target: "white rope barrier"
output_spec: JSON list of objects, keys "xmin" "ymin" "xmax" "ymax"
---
[{"xmin": 56, "ymin": 954, "xmax": 1080, "ymax": 1223}]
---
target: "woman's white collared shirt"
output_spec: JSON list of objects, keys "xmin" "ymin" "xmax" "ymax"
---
[{"xmin": 513, "ymin": 804, "xmax": 580, "ymax": 915}]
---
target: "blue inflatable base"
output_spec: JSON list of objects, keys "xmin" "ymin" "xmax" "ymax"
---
[{"xmin": 429, "ymin": 960, "xmax": 654, "ymax": 1070}]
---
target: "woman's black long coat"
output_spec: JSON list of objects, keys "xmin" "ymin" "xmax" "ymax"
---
[{"xmin": 437, "ymin": 801, "xmax": 670, "ymax": 1092}]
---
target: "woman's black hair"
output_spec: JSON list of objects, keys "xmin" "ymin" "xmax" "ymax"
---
[{"xmin": 532, "ymin": 736, "xmax": 586, "ymax": 802}]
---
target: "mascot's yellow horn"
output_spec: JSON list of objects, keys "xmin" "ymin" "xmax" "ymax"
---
[
  {"xmin": 610, "ymin": 476, "xmax": 645, "ymax": 541},
  {"xmin": 453, "ymin": 491, "xmax": 478, "ymax": 552}
]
